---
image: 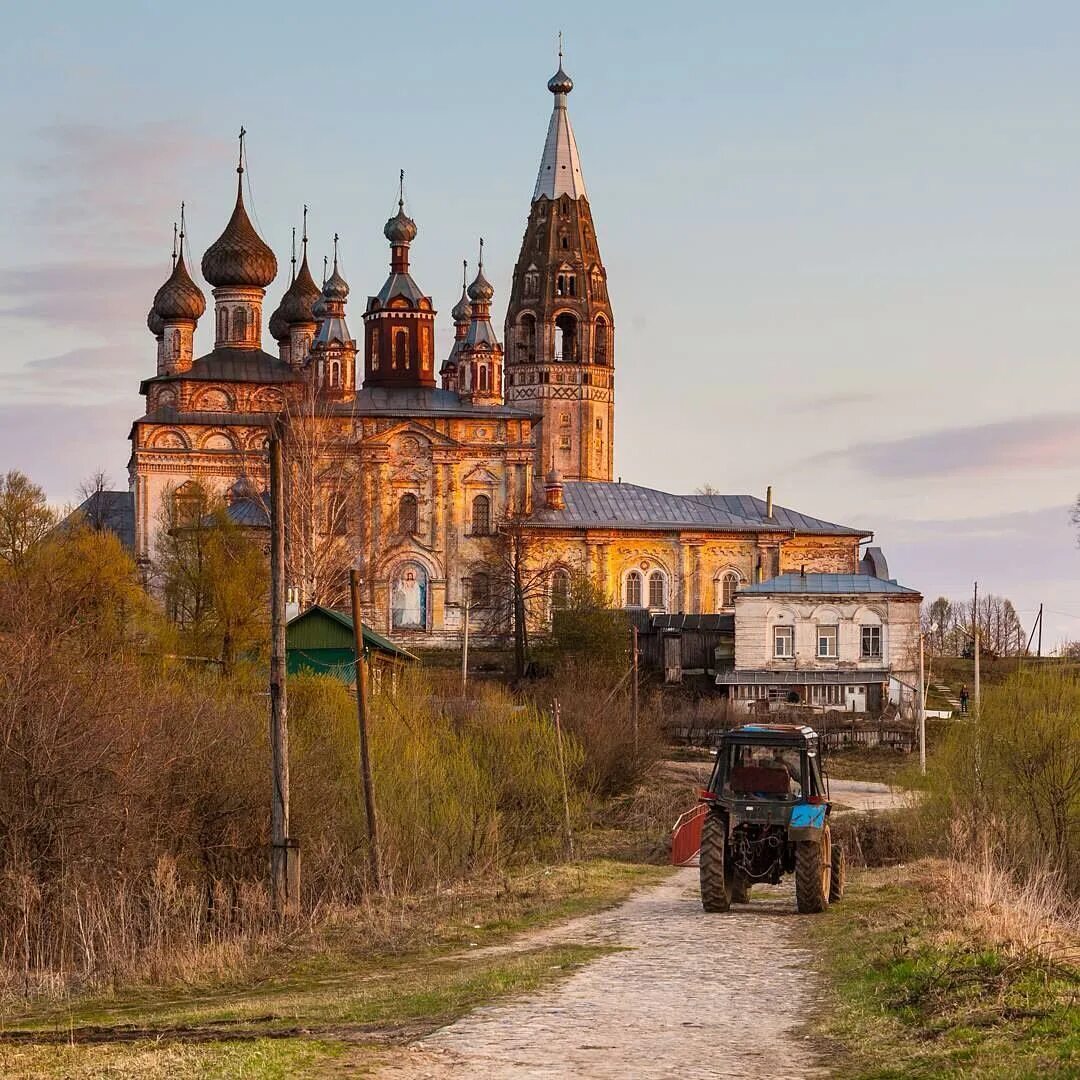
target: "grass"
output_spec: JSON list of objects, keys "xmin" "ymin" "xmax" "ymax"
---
[
  {"xmin": 0, "ymin": 859, "xmax": 666, "ymax": 1078},
  {"xmin": 808, "ymin": 863, "xmax": 1080, "ymax": 1078},
  {"xmin": 825, "ymin": 748, "xmax": 919, "ymax": 786}
]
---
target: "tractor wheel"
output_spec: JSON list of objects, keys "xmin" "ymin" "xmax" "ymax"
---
[
  {"xmin": 699, "ymin": 814, "xmax": 732, "ymax": 913},
  {"xmin": 731, "ymin": 871, "xmax": 752, "ymax": 904},
  {"xmin": 795, "ymin": 824, "xmax": 832, "ymax": 914},
  {"xmin": 830, "ymin": 841, "xmax": 847, "ymax": 903}
]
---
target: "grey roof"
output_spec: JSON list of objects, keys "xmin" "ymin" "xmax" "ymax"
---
[
  {"xmin": 464, "ymin": 316, "xmax": 500, "ymax": 348},
  {"xmin": 860, "ymin": 546, "xmax": 890, "ymax": 579},
  {"xmin": 738, "ymin": 574, "xmax": 919, "ymax": 596},
  {"xmin": 314, "ymin": 315, "xmax": 352, "ymax": 346},
  {"xmin": 59, "ymin": 490, "xmax": 136, "ymax": 550},
  {"xmin": 140, "ymin": 348, "xmax": 303, "ymax": 392},
  {"xmin": 372, "ymin": 272, "xmax": 428, "ymax": 306},
  {"xmin": 527, "ymin": 482, "xmax": 868, "ymax": 536},
  {"xmin": 132, "ymin": 408, "xmax": 275, "ymax": 429},
  {"xmin": 717, "ymin": 669, "xmax": 891, "ymax": 686},
  {"xmin": 226, "ymin": 496, "xmax": 270, "ymax": 528},
  {"xmin": 533, "ymin": 71, "xmax": 587, "ymax": 201},
  {"xmin": 328, "ymin": 386, "xmax": 538, "ymax": 421},
  {"xmin": 650, "ymin": 613, "xmax": 734, "ymax": 632}
]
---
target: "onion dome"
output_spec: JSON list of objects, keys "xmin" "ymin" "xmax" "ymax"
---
[
  {"xmin": 152, "ymin": 256, "xmax": 206, "ymax": 321},
  {"xmin": 467, "ymin": 266, "xmax": 494, "ymax": 303},
  {"xmin": 268, "ymin": 301, "xmax": 289, "ymax": 342},
  {"xmin": 201, "ymin": 169, "xmax": 278, "ymax": 288},
  {"xmin": 324, "ymin": 265, "xmax": 349, "ymax": 301},
  {"xmin": 547, "ymin": 64, "xmax": 573, "ymax": 96},
  {"xmin": 280, "ymin": 254, "xmax": 321, "ymax": 325},
  {"xmin": 452, "ymin": 287, "xmax": 471, "ymax": 323},
  {"xmin": 384, "ymin": 199, "xmax": 417, "ymax": 245},
  {"xmin": 546, "ymin": 464, "xmax": 563, "ymax": 487},
  {"xmin": 147, "ymin": 305, "xmax": 165, "ymax": 337}
]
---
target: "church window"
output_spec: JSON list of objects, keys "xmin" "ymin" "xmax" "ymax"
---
[
  {"xmin": 556, "ymin": 274, "xmax": 565, "ymax": 296},
  {"xmin": 234, "ymin": 306, "xmax": 247, "ymax": 341},
  {"xmin": 399, "ymin": 493, "xmax": 418, "ymax": 535},
  {"xmin": 172, "ymin": 481, "xmax": 206, "ymax": 528},
  {"xmin": 329, "ymin": 360, "xmax": 340, "ymax": 388},
  {"xmin": 479, "ymin": 365, "xmax": 490, "ymax": 392},
  {"xmin": 568, "ymin": 275, "xmax": 576, "ymax": 297},
  {"xmin": 560, "ymin": 412, "xmax": 570, "ymax": 426},
  {"xmin": 471, "ymin": 494, "xmax": 491, "ymax": 536},
  {"xmin": 470, "ymin": 571, "xmax": 491, "ymax": 608},
  {"xmin": 371, "ymin": 332, "xmax": 379, "ymax": 371},
  {"xmin": 551, "ymin": 568, "xmax": 570, "ymax": 610},
  {"xmin": 561, "ymin": 235, "xmax": 569, "ymax": 249},
  {"xmin": 517, "ymin": 313, "xmax": 537, "ymax": 363},
  {"xmin": 555, "ymin": 313, "xmax": 577, "ymax": 362},
  {"xmin": 559, "ymin": 435, "xmax": 571, "ymax": 449},
  {"xmin": 718, "ymin": 571, "xmax": 739, "ymax": 610},
  {"xmin": 327, "ymin": 490, "xmax": 347, "ymax": 535},
  {"xmin": 624, "ymin": 571, "xmax": 643, "ymax": 609},
  {"xmin": 648, "ymin": 570, "xmax": 667, "ymax": 611},
  {"xmin": 524, "ymin": 272, "xmax": 539, "ymax": 297},
  {"xmin": 596, "ymin": 418, "xmax": 603, "ymax": 430},
  {"xmin": 169, "ymin": 329, "xmax": 181, "ymax": 358},
  {"xmin": 394, "ymin": 329, "xmax": 409, "ymax": 370},
  {"xmin": 420, "ymin": 325, "xmax": 430, "ymax": 368},
  {"xmin": 594, "ymin": 317, "xmax": 608, "ymax": 365},
  {"xmin": 217, "ymin": 307, "xmax": 227, "ymax": 341}
]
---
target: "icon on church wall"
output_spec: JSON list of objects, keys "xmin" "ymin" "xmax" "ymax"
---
[{"xmin": 391, "ymin": 565, "xmax": 427, "ymax": 629}]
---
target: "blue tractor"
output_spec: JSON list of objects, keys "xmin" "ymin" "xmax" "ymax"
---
[{"xmin": 699, "ymin": 723, "xmax": 845, "ymax": 913}]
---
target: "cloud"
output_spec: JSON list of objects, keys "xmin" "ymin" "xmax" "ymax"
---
[
  {"xmin": 814, "ymin": 413, "xmax": 1080, "ymax": 479},
  {"xmin": 793, "ymin": 390, "xmax": 878, "ymax": 411},
  {"xmin": 0, "ymin": 345, "xmax": 147, "ymax": 401}
]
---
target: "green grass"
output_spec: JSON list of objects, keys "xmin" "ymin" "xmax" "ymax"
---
[{"xmin": 808, "ymin": 868, "xmax": 1080, "ymax": 1078}]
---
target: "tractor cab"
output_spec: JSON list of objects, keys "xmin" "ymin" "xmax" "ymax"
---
[{"xmin": 706, "ymin": 724, "xmax": 827, "ymax": 805}]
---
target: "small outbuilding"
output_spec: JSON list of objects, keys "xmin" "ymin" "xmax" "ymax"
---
[{"xmin": 286, "ymin": 605, "xmax": 417, "ymax": 685}]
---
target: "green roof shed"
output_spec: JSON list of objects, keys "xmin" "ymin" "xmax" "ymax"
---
[{"xmin": 286, "ymin": 605, "xmax": 417, "ymax": 684}]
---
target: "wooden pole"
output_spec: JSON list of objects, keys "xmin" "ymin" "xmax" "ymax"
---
[
  {"xmin": 973, "ymin": 627, "xmax": 981, "ymax": 711},
  {"xmin": 552, "ymin": 698, "xmax": 574, "ymax": 860},
  {"xmin": 269, "ymin": 435, "xmax": 295, "ymax": 915},
  {"xmin": 1037, "ymin": 602, "xmax": 1043, "ymax": 658},
  {"xmin": 349, "ymin": 569, "xmax": 381, "ymax": 891},
  {"xmin": 630, "ymin": 623, "xmax": 640, "ymax": 753},
  {"xmin": 918, "ymin": 632, "xmax": 926, "ymax": 774},
  {"xmin": 461, "ymin": 577, "xmax": 471, "ymax": 696}
]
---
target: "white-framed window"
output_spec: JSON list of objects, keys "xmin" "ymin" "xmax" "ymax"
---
[
  {"xmin": 774, "ymin": 625, "xmax": 794, "ymax": 658},
  {"xmin": 717, "ymin": 571, "xmax": 739, "ymax": 610},
  {"xmin": 648, "ymin": 570, "xmax": 667, "ymax": 611},
  {"xmin": 550, "ymin": 568, "xmax": 570, "ymax": 610},
  {"xmin": 810, "ymin": 684, "xmax": 844, "ymax": 705},
  {"xmin": 817, "ymin": 625, "xmax": 838, "ymax": 658},
  {"xmin": 861, "ymin": 625, "xmax": 882, "ymax": 659},
  {"xmin": 624, "ymin": 570, "xmax": 643, "ymax": 608}
]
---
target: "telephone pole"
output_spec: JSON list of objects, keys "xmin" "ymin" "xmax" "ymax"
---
[
  {"xmin": 630, "ymin": 624, "xmax": 640, "ymax": 753},
  {"xmin": 918, "ymin": 632, "xmax": 926, "ymax": 774},
  {"xmin": 269, "ymin": 435, "xmax": 297, "ymax": 915},
  {"xmin": 1037, "ymin": 602, "xmax": 1043, "ymax": 658},
  {"xmin": 461, "ymin": 576, "xmax": 471, "ymax": 695},
  {"xmin": 349, "ymin": 569, "xmax": 381, "ymax": 891}
]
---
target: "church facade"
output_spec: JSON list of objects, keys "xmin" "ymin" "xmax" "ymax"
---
[{"xmin": 130, "ymin": 58, "xmax": 872, "ymax": 647}]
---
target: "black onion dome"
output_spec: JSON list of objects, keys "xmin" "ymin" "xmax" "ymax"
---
[
  {"xmin": 547, "ymin": 64, "xmax": 573, "ymax": 95},
  {"xmin": 323, "ymin": 265, "xmax": 349, "ymax": 301},
  {"xmin": 467, "ymin": 267, "xmax": 494, "ymax": 303},
  {"xmin": 268, "ymin": 302, "xmax": 289, "ymax": 342},
  {"xmin": 201, "ymin": 184, "xmax": 278, "ymax": 288},
  {"xmin": 153, "ymin": 257, "xmax": 207, "ymax": 321},
  {"xmin": 384, "ymin": 202, "xmax": 418, "ymax": 244},
  {"xmin": 147, "ymin": 305, "xmax": 165, "ymax": 337},
  {"xmin": 279, "ymin": 255, "xmax": 322, "ymax": 324},
  {"xmin": 451, "ymin": 287, "xmax": 471, "ymax": 323}
]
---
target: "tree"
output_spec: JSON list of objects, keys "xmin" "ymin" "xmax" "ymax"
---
[
  {"xmin": 75, "ymin": 470, "xmax": 113, "ymax": 531},
  {"xmin": 547, "ymin": 570, "xmax": 627, "ymax": 669},
  {"xmin": 0, "ymin": 470, "xmax": 56, "ymax": 570},
  {"xmin": 924, "ymin": 597, "xmax": 954, "ymax": 656}
]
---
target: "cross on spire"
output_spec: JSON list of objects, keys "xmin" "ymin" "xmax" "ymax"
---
[
  {"xmin": 558, "ymin": 29, "xmax": 563, "ymax": 64},
  {"xmin": 290, "ymin": 227, "xmax": 297, "ymax": 283},
  {"xmin": 478, "ymin": 236, "xmax": 485, "ymax": 270},
  {"xmin": 178, "ymin": 201, "xmax": 187, "ymax": 258},
  {"xmin": 398, "ymin": 168, "xmax": 405, "ymax": 209},
  {"xmin": 171, "ymin": 221, "xmax": 178, "ymax": 269},
  {"xmin": 462, "ymin": 258, "xmax": 468, "ymax": 290},
  {"xmin": 322, "ymin": 255, "xmax": 328, "ymax": 286},
  {"xmin": 333, "ymin": 232, "xmax": 340, "ymax": 271},
  {"xmin": 237, "ymin": 126, "xmax": 246, "ymax": 174}
]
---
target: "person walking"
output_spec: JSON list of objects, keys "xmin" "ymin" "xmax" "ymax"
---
[{"xmin": 959, "ymin": 683, "xmax": 969, "ymax": 715}]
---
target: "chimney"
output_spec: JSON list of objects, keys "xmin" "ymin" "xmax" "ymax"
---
[
  {"xmin": 800, "ymin": 564, "xmax": 806, "ymax": 578},
  {"xmin": 544, "ymin": 463, "xmax": 565, "ymax": 511},
  {"xmin": 765, "ymin": 485, "xmax": 774, "ymax": 519}
]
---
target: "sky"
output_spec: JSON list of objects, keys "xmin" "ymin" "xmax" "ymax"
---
[{"xmin": 0, "ymin": 1, "xmax": 1077, "ymax": 646}]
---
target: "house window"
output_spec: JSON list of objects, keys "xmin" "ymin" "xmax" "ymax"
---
[
  {"xmin": 625, "ymin": 570, "xmax": 643, "ymax": 608},
  {"xmin": 718, "ymin": 571, "xmax": 739, "ymax": 610},
  {"xmin": 470, "ymin": 571, "xmax": 490, "ymax": 607},
  {"xmin": 648, "ymin": 570, "xmax": 666, "ymax": 611},
  {"xmin": 817, "ymin": 625, "xmax": 838, "ymax": 659},
  {"xmin": 861, "ymin": 625, "xmax": 882, "ymax": 659},
  {"xmin": 398, "ymin": 493, "xmax": 418, "ymax": 535},
  {"xmin": 471, "ymin": 494, "xmax": 491, "ymax": 536},
  {"xmin": 810, "ymin": 684, "xmax": 844, "ymax": 705},
  {"xmin": 774, "ymin": 625, "xmax": 794, "ymax": 658},
  {"xmin": 551, "ymin": 568, "xmax": 570, "ymax": 610}
]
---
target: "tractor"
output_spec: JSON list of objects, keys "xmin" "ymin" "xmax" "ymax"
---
[{"xmin": 698, "ymin": 723, "xmax": 845, "ymax": 913}]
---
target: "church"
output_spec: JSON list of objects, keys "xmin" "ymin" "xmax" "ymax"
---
[{"xmin": 129, "ymin": 56, "xmax": 875, "ymax": 647}]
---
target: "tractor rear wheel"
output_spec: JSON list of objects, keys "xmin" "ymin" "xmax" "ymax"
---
[
  {"xmin": 830, "ymin": 841, "xmax": 846, "ymax": 902},
  {"xmin": 699, "ymin": 814, "xmax": 732, "ymax": 912},
  {"xmin": 731, "ymin": 871, "xmax": 752, "ymax": 904},
  {"xmin": 795, "ymin": 825, "xmax": 832, "ymax": 914}
]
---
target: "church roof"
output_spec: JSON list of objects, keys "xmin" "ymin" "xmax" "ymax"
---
[
  {"xmin": 527, "ymin": 482, "xmax": 868, "ymax": 536},
  {"xmin": 738, "ymin": 574, "xmax": 918, "ymax": 596},
  {"xmin": 58, "ymin": 490, "xmax": 136, "ymax": 550},
  {"xmin": 373, "ymin": 271, "xmax": 428, "ymax": 307},
  {"xmin": 330, "ymin": 386, "xmax": 537, "ymax": 420},
  {"xmin": 140, "ymin": 348, "xmax": 304, "ymax": 392},
  {"xmin": 533, "ymin": 62, "xmax": 587, "ymax": 201}
]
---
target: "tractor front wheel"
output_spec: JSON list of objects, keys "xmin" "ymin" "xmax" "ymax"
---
[
  {"xmin": 795, "ymin": 824, "xmax": 832, "ymax": 914},
  {"xmin": 830, "ymin": 841, "xmax": 846, "ymax": 902},
  {"xmin": 700, "ymin": 814, "xmax": 732, "ymax": 913}
]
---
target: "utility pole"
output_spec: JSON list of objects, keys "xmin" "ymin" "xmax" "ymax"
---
[
  {"xmin": 918, "ymin": 632, "xmax": 926, "ymax": 774},
  {"xmin": 552, "ymin": 698, "xmax": 575, "ymax": 860},
  {"xmin": 461, "ymin": 576, "xmax": 471, "ymax": 695},
  {"xmin": 269, "ymin": 435, "xmax": 297, "ymax": 916},
  {"xmin": 1037, "ymin": 602, "xmax": 1043, "ymax": 658},
  {"xmin": 630, "ymin": 623, "xmax": 640, "ymax": 753},
  {"xmin": 974, "ymin": 626, "xmax": 981, "ymax": 711},
  {"xmin": 349, "ymin": 569, "xmax": 381, "ymax": 891}
]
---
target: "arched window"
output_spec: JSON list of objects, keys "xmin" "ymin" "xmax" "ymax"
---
[
  {"xmin": 173, "ymin": 481, "xmax": 206, "ymax": 527},
  {"xmin": 169, "ymin": 329, "xmax": 181, "ymax": 358},
  {"xmin": 593, "ymin": 317, "xmax": 608, "ymax": 365},
  {"xmin": 561, "ymin": 234, "xmax": 569, "ymax": 249},
  {"xmin": 555, "ymin": 313, "xmax": 577, "ymax": 362},
  {"xmin": 718, "ymin": 571, "xmax": 739, "ymax": 610},
  {"xmin": 471, "ymin": 494, "xmax": 491, "ymax": 536},
  {"xmin": 233, "ymin": 307, "xmax": 247, "ymax": 341},
  {"xmin": 370, "ymin": 333, "xmax": 379, "ymax": 371},
  {"xmin": 518, "ymin": 314, "xmax": 536, "ymax": 362},
  {"xmin": 398, "ymin": 493, "xmax": 418, "ymax": 535},
  {"xmin": 217, "ymin": 308, "xmax": 228, "ymax": 341},
  {"xmin": 551, "ymin": 568, "xmax": 570, "ymax": 610},
  {"xmin": 329, "ymin": 360, "xmax": 340, "ymax": 387},
  {"xmin": 470, "ymin": 571, "xmax": 490, "ymax": 608},
  {"xmin": 479, "ymin": 365, "xmax": 489, "ymax": 392},
  {"xmin": 648, "ymin": 570, "xmax": 667, "ymax": 611},
  {"xmin": 327, "ymin": 490, "xmax": 347, "ymax": 535},
  {"xmin": 394, "ymin": 328, "xmax": 409, "ymax": 369},
  {"xmin": 625, "ymin": 570, "xmax": 643, "ymax": 608}
]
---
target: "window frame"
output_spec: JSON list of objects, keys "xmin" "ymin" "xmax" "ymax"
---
[
  {"xmin": 398, "ymin": 492, "xmax": 419, "ymax": 535},
  {"xmin": 773, "ymin": 624, "xmax": 795, "ymax": 659},
  {"xmin": 817, "ymin": 624, "xmax": 838, "ymax": 659},
  {"xmin": 470, "ymin": 493, "xmax": 491, "ymax": 536},
  {"xmin": 624, "ymin": 570, "xmax": 643, "ymax": 609},
  {"xmin": 648, "ymin": 570, "xmax": 667, "ymax": 611},
  {"xmin": 860, "ymin": 624, "xmax": 882, "ymax": 659}
]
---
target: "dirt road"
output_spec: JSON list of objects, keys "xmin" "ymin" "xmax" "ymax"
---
[{"xmin": 377, "ymin": 868, "xmax": 827, "ymax": 1080}]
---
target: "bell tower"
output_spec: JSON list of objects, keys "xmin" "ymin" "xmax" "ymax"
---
[{"xmin": 504, "ymin": 49, "xmax": 614, "ymax": 482}]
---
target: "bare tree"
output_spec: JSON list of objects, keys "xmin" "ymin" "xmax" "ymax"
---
[{"xmin": 76, "ymin": 470, "xmax": 113, "ymax": 531}]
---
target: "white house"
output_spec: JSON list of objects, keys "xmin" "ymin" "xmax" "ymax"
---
[{"xmin": 716, "ymin": 573, "xmax": 922, "ymax": 714}]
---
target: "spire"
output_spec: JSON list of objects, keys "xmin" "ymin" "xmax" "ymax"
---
[
  {"xmin": 152, "ymin": 202, "xmax": 206, "ymax": 323},
  {"xmin": 451, "ymin": 258, "xmax": 472, "ymax": 324},
  {"xmin": 290, "ymin": 227, "xmax": 296, "ymax": 284},
  {"xmin": 171, "ymin": 221, "xmax": 178, "ymax": 270},
  {"xmin": 533, "ymin": 43, "xmax": 586, "ymax": 201}
]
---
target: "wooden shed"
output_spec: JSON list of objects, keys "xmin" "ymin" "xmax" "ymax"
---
[{"xmin": 286, "ymin": 605, "xmax": 416, "ymax": 685}]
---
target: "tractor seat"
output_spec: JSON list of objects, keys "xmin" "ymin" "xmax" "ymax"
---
[{"xmin": 729, "ymin": 765, "xmax": 791, "ymax": 796}]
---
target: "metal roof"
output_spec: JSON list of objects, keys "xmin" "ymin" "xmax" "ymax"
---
[
  {"xmin": 526, "ymin": 482, "xmax": 867, "ymax": 536},
  {"xmin": 58, "ymin": 490, "xmax": 136, "ymax": 551},
  {"xmin": 372, "ymin": 272, "xmax": 428, "ymax": 307},
  {"xmin": 650, "ymin": 613, "xmax": 734, "ymax": 632},
  {"xmin": 717, "ymin": 669, "xmax": 891, "ymax": 686},
  {"xmin": 533, "ymin": 78, "xmax": 587, "ymax": 201},
  {"xmin": 738, "ymin": 574, "xmax": 918, "ymax": 596},
  {"xmin": 327, "ymin": 386, "xmax": 537, "ymax": 421},
  {"xmin": 133, "ymin": 409, "xmax": 276, "ymax": 428},
  {"xmin": 287, "ymin": 605, "xmax": 417, "ymax": 661},
  {"xmin": 140, "ymin": 348, "xmax": 303, "ymax": 392}
]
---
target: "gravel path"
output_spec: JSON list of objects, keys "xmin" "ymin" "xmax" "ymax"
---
[{"xmin": 376, "ymin": 868, "xmax": 827, "ymax": 1080}]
